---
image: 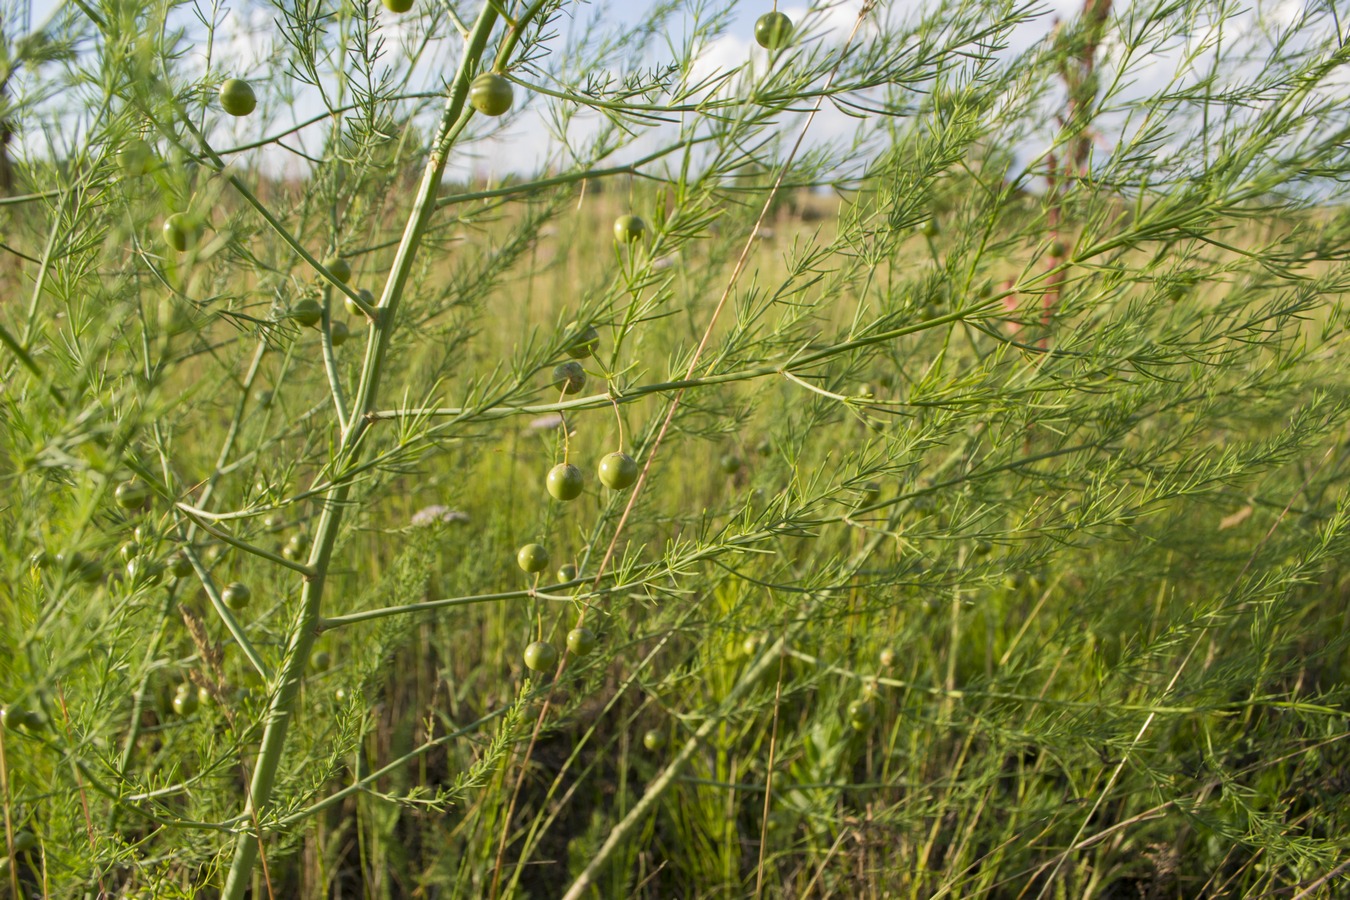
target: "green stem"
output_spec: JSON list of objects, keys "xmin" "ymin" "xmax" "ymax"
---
[{"xmin": 216, "ymin": 5, "xmax": 504, "ymax": 897}]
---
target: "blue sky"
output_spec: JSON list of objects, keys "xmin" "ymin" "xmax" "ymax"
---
[{"xmin": 16, "ymin": 0, "xmax": 1335, "ymax": 189}]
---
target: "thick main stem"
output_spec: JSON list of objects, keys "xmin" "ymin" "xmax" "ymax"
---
[{"xmin": 217, "ymin": 6, "xmax": 502, "ymax": 897}]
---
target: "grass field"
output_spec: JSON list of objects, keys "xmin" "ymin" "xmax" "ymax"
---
[{"xmin": 1, "ymin": 0, "xmax": 1349, "ymax": 897}]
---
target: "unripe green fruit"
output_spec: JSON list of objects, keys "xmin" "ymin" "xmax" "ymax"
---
[
  {"xmin": 329, "ymin": 320, "xmax": 350, "ymax": 347},
  {"xmin": 170, "ymin": 552, "xmax": 193, "ymax": 578},
  {"xmin": 566, "ymin": 627, "xmax": 597, "ymax": 657},
  {"xmin": 283, "ymin": 532, "xmax": 311, "ymax": 561},
  {"xmin": 10, "ymin": 831, "xmax": 37, "ymax": 854},
  {"xmin": 552, "ymin": 361, "xmax": 586, "ymax": 395},
  {"xmin": 719, "ymin": 454, "xmax": 742, "ymax": 475},
  {"xmin": 172, "ymin": 685, "xmax": 199, "ymax": 716},
  {"xmin": 291, "ymin": 298, "xmax": 323, "ymax": 328},
  {"xmin": 557, "ymin": 563, "xmax": 578, "ymax": 582},
  {"xmin": 917, "ymin": 218, "xmax": 940, "ymax": 238},
  {"xmin": 598, "ymin": 452, "xmax": 638, "ymax": 490},
  {"xmin": 163, "ymin": 213, "xmax": 200, "ymax": 252},
  {"xmin": 859, "ymin": 482, "xmax": 881, "ymax": 507},
  {"xmin": 613, "ymin": 214, "xmax": 646, "ymax": 243},
  {"xmin": 546, "ymin": 463, "xmax": 585, "ymax": 501},
  {"xmin": 754, "ymin": 11, "xmax": 793, "ymax": 49},
  {"xmin": 126, "ymin": 558, "xmax": 164, "ymax": 585},
  {"xmin": 222, "ymin": 581, "xmax": 251, "ymax": 610},
  {"xmin": 119, "ymin": 137, "xmax": 153, "ymax": 176},
  {"xmin": 847, "ymin": 698, "xmax": 875, "ymax": 731},
  {"xmin": 516, "ymin": 543, "xmax": 549, "ymax": 573},
  {"xmin": 119, "ymin": 541, "xmax": 140, "ymax": 563},
  {"xmin": 564, "ymin": 323, "xmax": 599, "ymax": 359},
  {"xmin": 383, "ymin": 0, "xmax": 413, "ymax": 10},
  {"xmin": 346, "ymin": 288, "xmax": 375, "ymax": 318},
  {"xmin": 523, "ymin": 640, "xmax": 557, "ymax": 672},
  {"xmin": 643, "ymin": 729, "xmax": 665, "ymax": 751},
  {"xmin": 323, "ymin": 256, "xmax": 351, "ymax": 283},
  {"xmin": 219, "ymin": 78, "xmax": 257, "ymax": 116},
  {"xmin": 115, "ymin": 478, "xmax": 151, "ymax": 510},
  {"xmin": 56, "ymin": 551, "xmax": 103, "ymax": 584},
  {"xmin": 311, "ymin": 651, "xmax": 331, "ymax": 672},
  {"xmin": 470, "ymin": 72, "xmax": 514, "ymax": 116}
]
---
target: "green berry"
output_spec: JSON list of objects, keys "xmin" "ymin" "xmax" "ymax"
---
[
  {"xmin": 564, "ymin": 323, "xmax": 600, "ymax": 359},
  {"xmin": 163, "ymin": 213, "xmax": 200, "ymax": 252},
  {"xmin": 10, "ymin": 831, "xmax": 37, "ymax": 854},
  {"xmin": 643, "ymin": 729, "xmax": 665, "ymax": 752},
  {"xmin": 346, "ymin": 288, "xmax": 375, "ymax": 318},
  {"xmin": 847, "ymin": 698, "xmax": 875, "ymax": 731},
  {"xmin": 170, "ymin": 552, "xmax": 193, "ymax": 578},
  {"xmin": 329, "ymin": 320, "xmax": 350, "ymax": 347},
  {"xmin": 516, "ymin": 543, "xmax": 549, "ymax": 574},
  {"xmin": 754, "ymin": 11, "xmax": 793, "ymax": 49},
  {"xmin": 557, "ymin": 563, "xmax": 578, "ymax": 582},
  {"xmin": 719, "ymin": 454, "xmax": 742, "ymax": 475},
  {"xmin": 383, "ymin": 0, "xmax": 413, "ymax": 10},
  {"xmin": 613, "ymin": 214, "xmax": 646, "ymax": 244},
  {"xmin": 222, "ymin": 581, "xmax": 251, "ymax": 610},
  {"xmin": 523, "ymin": 640, "xmax": 557, "ymax": 672},
  {"xmin": 115, "ymin": 478, "xmax": 151, "ymax": 510},
  {"xmin": 552, "ymin": 361, "xmax": 586, "ymax": 395},
  {"xmin": 311, "ymin": 651, "xmax": 331, "ymax": 672},
  {"xmin": 172, "ymin": 685, "xmax": 199, "ymax": 716},
  {"xmin": 56, "ymin": 551, "xmax": 103, "ymax": 584},
  {"xmin": 283, "ymin": 532, "xmax": 311, "ymax": 561},
  {"xmin": 917, "ymin": 218, "xmax": 940, "ymax": 238},
  {"xmin": 218, "ymin": 78, "xmax": 257, "ymax": 116},
  {"xmin": 566, "ymin": 627, "xmax": 597, "ymax": 657},
  {"xmin": 469, "ymin": 72, "xmax": 514, "ymax": 116},
  {"xmin": 126, "ymin": 558, "xmax": 164, "ymax": 585},
  {"xmin": 597, "ymin": 452, "xmax": 638, "ymax": 491},
  {"xmin": 546, "ymin": 463, "xmax": 585, "ymax": 501},
  {"xmin": 118, "ymin": 137, "xmax": 153, "ymax": 176},
  {"xmin": 323, "ymin": 256, "xmax": 351, "ymax": 283},
  {"xmin": 291, "ymin": 298, "xmax": 323, "ymax": 328}
]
